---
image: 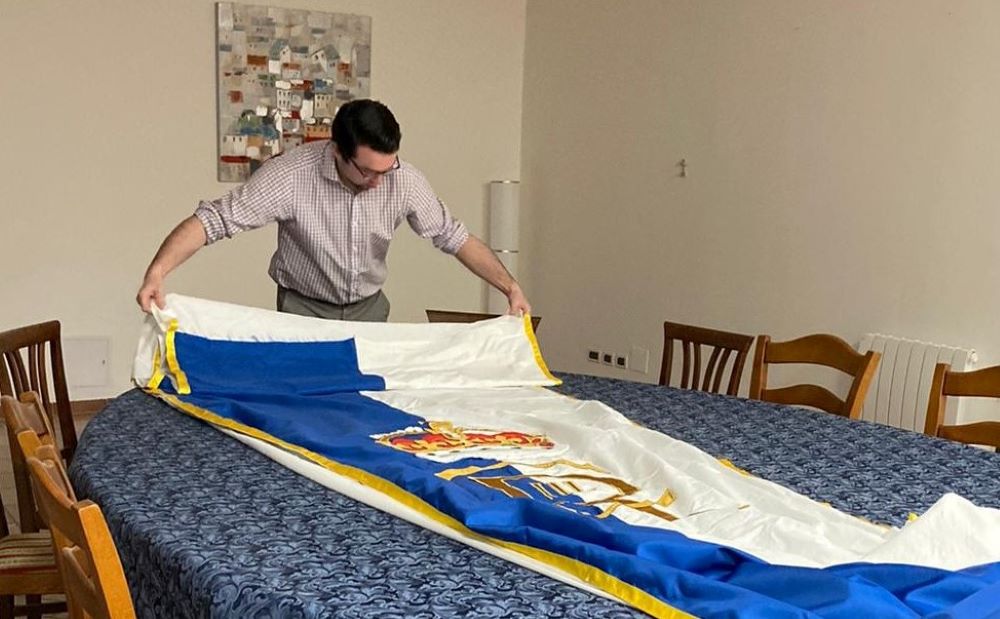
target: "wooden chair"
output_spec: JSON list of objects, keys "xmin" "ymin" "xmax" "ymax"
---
[
  {"xmin": 425, "ymin": 309, "xmax": 542, "ymax": 333},
  {"xmin": 658, "ymin": 321, "xmax": 754, "ymax": 397},
  {"xmin": 2, "ymin": 392, "xmax": 60, "ymax": 534},
  {"xmin": 0, "ymin": 322, "xmax": 78, "ymax": 463},
  {"xmin": 25, "ymin": 442, "xmax": 135, "ymax": 619},
  {"xmin": 923, "ymin": 362, "xmax": 1000, "ymax": 450},
  {"xmin": 0, "ymin": 394, "xmax": 66, "ymax": 619},
  {"xmin": 749, "ymin": 333, "xmax": 880, "ymax": 419}
]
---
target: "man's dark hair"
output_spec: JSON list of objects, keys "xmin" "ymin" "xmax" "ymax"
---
[{"xmin": 331, "ymin": 99, "xmax": 401, "ymax": 159}]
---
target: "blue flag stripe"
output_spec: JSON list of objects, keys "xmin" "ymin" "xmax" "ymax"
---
[{"xmin": 152, "ymin": 390, "xmax": 694, "ymax": 619}]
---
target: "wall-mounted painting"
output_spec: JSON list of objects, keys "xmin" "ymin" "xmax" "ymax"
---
[{"xmin": 216, "ymin": 2, "xmax": 372, "ymax": 182}]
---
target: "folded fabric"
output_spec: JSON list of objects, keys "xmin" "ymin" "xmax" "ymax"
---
[{"xmin": 133, "ymin": 294, "xmax": 1000, "ymax": 619}]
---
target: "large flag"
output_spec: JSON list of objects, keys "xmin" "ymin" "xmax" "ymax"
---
[{"xmin": 134, "ymin": 295, "xmax": 1000, "ymax": 618}]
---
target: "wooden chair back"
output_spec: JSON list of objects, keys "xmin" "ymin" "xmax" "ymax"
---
[
  {"xmin": 26, "ymin": 443, "xmax": 135, "ymax": 619},
  {"xmin": 658, "ymin": 321, "xmax": 754, "ymax": 396},
  {"xmin": 749, "ymin": 333, "xmax": 880, "ymax": 419},
  {"xmin": 0, "ymin": 321, "xmax": 77, "ymax": 462},
  {"xmin": 1, "ymin": 392, "xmax": 58, "ymax": 533},
  {"xmin": 425, "ymin": 309, "xmax": 542, "ymax": 333},
  {"xmin": 924, "ymin": 362, "xmax": 1000, "ymax": 450}
]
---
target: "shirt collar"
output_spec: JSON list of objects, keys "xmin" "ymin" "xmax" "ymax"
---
[{"xmin": 321, "ymin": 142, "xmax": 345, "ymax": 184}]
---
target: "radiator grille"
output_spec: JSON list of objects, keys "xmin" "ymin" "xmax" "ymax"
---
[{"xmin": 858, "ymin": 333, "xmax": 976, "ymax": 431}]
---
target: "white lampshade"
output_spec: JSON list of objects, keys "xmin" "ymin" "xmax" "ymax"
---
[
  {"xmin": 488, "ymin": 181, "xmax": 519, "ymax": 252},
  {"xmin": 487, "ymin": 180, "xmax": 520, "ymax": 313}
]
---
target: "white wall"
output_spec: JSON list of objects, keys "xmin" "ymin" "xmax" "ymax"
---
[
  {"xmin": 6, "ymin": 0, "xmax": 999, "ymax": 424},
  {"xmin": 0, "ymin": 0, "xmax": 526, "ymax": 399},
  {"xmin": 521, "ymin": 1, "xmax": 1000, "ymax": 421}
]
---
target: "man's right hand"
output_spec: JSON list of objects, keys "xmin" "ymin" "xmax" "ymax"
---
[
  {"xmin": 136, "ymin": 215, "xmax": 210, "ymax": 313},
  {"xmin": 136, "ymin": 274, "xmax": 166, "ymax": 313}
]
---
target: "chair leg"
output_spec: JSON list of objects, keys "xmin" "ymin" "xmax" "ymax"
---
[{"xmin": 0, "ymin": 596, "xmax": 13, "ymax": 619}]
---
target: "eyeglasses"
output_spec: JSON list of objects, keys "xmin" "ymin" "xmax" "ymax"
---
[{"xmin": 350, "ymin": 156, "xmax": 400, "ymax": 179}]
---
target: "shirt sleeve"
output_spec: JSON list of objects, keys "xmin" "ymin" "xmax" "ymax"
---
[
  {"xmin": 404, "ymin": 169, "xmax": 469, "ymax": 255},
  {"xmin": 195, "ymin": 156, "xmax": 295, "ymax": 245}
]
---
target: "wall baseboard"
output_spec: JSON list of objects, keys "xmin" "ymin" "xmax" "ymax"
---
[{"xmin": 70, "ymin": 399, "xmax": 108, "ymax": 418}]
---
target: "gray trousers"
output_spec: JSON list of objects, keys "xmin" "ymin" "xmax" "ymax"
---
[{"xmin": 276, "ymin": 287, "xmax": 390, "ymax": 322}]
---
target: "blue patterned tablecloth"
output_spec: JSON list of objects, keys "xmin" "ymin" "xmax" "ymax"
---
[{"xmin": 69, "ymin": 373, "xmax": 1000, "ymax": 619}]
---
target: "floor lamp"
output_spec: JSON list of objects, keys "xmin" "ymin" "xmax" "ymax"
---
[{"xmin": 487, "ymin": 180, "xmax": 519, "ymax": 314}]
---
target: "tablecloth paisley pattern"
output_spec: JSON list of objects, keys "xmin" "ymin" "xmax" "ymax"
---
[{"xmin": 68, "ymin": 373, "xmax": 1000, "ymax": 618}]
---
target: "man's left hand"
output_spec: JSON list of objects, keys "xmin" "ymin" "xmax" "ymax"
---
[{"xmin": 506, "ymin": 283, "xmax": 532, "ymax": 316}]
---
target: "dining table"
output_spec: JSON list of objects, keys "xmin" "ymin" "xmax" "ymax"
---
[{"xmin": 68, "ymin": 372, "xmax": 1000, "ymax": 618}]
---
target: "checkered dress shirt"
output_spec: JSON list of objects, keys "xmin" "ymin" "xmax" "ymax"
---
[{"xmin": 195, "ymin": 141, "xmax": 469, "ymax": 305}]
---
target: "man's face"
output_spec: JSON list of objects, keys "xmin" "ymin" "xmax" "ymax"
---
[{"xmin": 337, "ymin": 144, "xmax": 399, "ymax": 190}]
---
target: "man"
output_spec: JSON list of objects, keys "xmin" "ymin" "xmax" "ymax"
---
[{"xmin": 136, "ymin": 99, "xmax": 530, "ymax": 321}]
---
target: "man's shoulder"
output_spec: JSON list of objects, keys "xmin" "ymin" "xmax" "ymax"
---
[
  {"xmin": 396, "ymin": 160, "xmax": 430, "ymax": 187},
  {"xmin": 385, "ymin": 161, "xmax": 440, "ymax": 207},
  {"xmin": 268, "ymin": 141, "xmax": 328, "ymax": 172}
]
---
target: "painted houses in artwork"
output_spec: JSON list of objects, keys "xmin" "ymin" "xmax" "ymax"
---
[
  {"xmin": 216, "ymin": 2, "xmax": 371, "ymax": 182},
  {"xmin": 313, "ymin": 93, "xmax": 336, "ymax": 118},
  {"xmin": 246, "ymin": 54, "xmax": 268, "ymax": 71},
  {"xmin": 304, "ymin": 122, "xmax": 332, "ymax": 142},
  {"xmin": 310, "ymin": 48, "xmax": 330, "ymax": 73},
  {"xmin": 276, "ymin": 89, "xmax": 293, "ymax": 111},
  {"xmin": 221, "ymin": 134, "xmax": 248, "ymax": 157}
]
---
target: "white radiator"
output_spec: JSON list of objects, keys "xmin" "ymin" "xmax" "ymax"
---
[{"xmin": 858, "ymin": 333, "xmax": 977, "ymax": 431}]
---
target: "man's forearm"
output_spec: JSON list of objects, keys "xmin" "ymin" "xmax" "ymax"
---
[
  {"xmin": 144, "ymin": 216, "xmax": 208, "ymax": 281},
  {"xmin": 137, "ymin": 216, "xmax": 208, "ymax": 311},
  {"xmin": 454, "ymin": 235, "xmax": 532, "ymax": 315},
  {"xmin": 454, "ymin": 235, "xmax": 515, "ymax": 294}
]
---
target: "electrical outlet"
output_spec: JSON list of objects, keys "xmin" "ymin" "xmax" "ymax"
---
[
  {"xmin": 615, "ymin": 354, "xmax": 628, "ymax": 368},
  {"xmin": 601, "ymin": 352, "xmax": 614, "ymax": 365},
  {"xmin": 587, "ymin": 349, "xmax": 601, "ymax": 363}
]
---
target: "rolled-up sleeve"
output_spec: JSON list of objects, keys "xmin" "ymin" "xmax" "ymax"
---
[
  {"xmin": 195, "ymin": 157, "xmax": 294, "ymax": 245},
  {"xmin": 404, "ymin": 170, "xmax": 469, "ymax": 255}
]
